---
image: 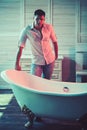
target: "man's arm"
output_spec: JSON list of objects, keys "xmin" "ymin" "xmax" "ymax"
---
[
  {"xmin": 15, "ymin": 46, "xmax": 23, "ymax": 70},
  {"xmin": 53, "ymin": 42, "xmax": 58, "ymax": 60},
  {"xmin": 50, "ymin": 25, "xmax": 58, "ymax": 60}
]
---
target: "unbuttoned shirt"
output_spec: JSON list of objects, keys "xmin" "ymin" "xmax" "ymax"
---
[{"xmin": 18, "ymin": 23, "xmax": 57, "ymax": 65}]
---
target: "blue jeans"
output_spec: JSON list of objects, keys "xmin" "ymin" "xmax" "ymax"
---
[{"xmin": 30, "ymin": 61, "xmax": 55, "ymax": 79}]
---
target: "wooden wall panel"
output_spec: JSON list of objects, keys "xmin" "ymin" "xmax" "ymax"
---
[
  {"xmin": 0, "ymin": 0, "xmax": 21, "ymax": 88},
  {"xmin": 24, "ymin": 0, "xmax": 51, "ymax": 26},
  {"xmin": 52, "ymin": 0, "xmax": 76, "ymax": 54},
  {"xmin": 80, "ymin": 0, "xmax": 87, "ymax": 43}
]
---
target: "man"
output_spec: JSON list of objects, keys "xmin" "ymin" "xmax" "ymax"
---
[{"xmin": 15, "ymin": 9, "xmax": 58, "ymax": 80}]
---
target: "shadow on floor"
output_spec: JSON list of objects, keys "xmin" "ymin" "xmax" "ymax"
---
[{"xmin": 0, "ymin": 89, "xmax": 83, "ymax": 130}]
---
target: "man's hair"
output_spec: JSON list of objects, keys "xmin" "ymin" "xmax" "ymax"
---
[{"xmin": 34, "ymin": 9, "xmax": 45, "ymax": 17}]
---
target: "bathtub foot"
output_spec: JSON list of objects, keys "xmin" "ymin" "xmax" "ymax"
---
[
  {"xmin": 24, "ymin": 121, "xmax": 33, "ymax": 128},
  {"xmin": 79, "ymin": 113, "xmax": 87, "ymax": 130},
  {"xmin": 35, "ymin": 116, "xmax": 42, "ymax": 122},
  {"xmin": 22, "ymin": 105, "xmax": 35, "ymax": 128}
]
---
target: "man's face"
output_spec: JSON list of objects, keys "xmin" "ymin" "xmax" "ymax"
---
[{"xmin": 33, "ymin": 15, "xmax": 45, "ymax": 28}]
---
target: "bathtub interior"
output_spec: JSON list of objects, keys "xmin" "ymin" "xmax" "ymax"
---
[{"xmin": 1, "ymin": 69, "xmax": 87, "ymax": 95}]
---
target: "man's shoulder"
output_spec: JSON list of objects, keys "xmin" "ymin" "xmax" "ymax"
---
[
  {"xmin": 44, "ymin": 23, "xmax": 53, "ymax": 28},
  {"xmin": 44, "ymin": 23, "xmax": 52, "ymax": 27},
  {"xmin": 25, "ymin": 25, "xmax": 32, "ymax": 30}
]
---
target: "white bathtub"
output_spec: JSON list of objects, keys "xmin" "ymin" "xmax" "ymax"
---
[{"xmin": 1, "ymin": 69, "xmax": 87, "ymax": 127}]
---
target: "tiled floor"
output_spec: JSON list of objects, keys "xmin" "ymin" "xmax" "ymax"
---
[{"xmin": 0, "ymin": 89, "xmax": 86, "ymax": 130}]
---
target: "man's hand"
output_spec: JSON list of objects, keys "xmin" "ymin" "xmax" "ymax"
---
[{"xmin": 15, "ymin": 46, "xmax": 23, "ymax": 71}]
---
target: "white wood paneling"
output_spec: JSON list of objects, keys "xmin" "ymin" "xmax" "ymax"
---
[
  {"xmin": 76, "ymin": 0, "xmax": 87, "ymax": 82},
  {"xmin": 52, "ymin": 0, "xmax": 76, "ymax": 54},
  {"xmin": 0, "ymin": 0, "xmax": 22, "ymax": 68},
  {"xmin": 0, "ymin": 0, "xmax": 22, "ymax": 88},
  {"xmin": 24, "ymin": 0, "xmax": 51, "ymax": 26},
  {"xmin": 80, "ymin": 0, "xmax": 87, "ymax": 43},
  {"xmin": 0, "ymin": 0, "xmax": 22, "ymax": 35}
]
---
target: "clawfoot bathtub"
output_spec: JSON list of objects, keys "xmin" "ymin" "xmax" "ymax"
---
[{"xmin": 1, "ymin": 69, "xmax": 87, "ymax": 129}]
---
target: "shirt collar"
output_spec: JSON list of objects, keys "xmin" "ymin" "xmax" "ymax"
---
[{"xmin": 31, "ymin": 23, "xmax": 34, "ymax": 29}]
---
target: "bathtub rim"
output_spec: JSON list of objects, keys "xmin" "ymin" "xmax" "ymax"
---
[{"xmin": 1, "ymin": 69, "xmax": 87, "ymax": 97}]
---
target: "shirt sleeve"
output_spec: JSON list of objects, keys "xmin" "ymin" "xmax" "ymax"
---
[
  {"xmin": 50, "ymin": 25, "xmax": 57, "ymax": 43},
  {"xmin": 18, "ymin": 27, "xmax": 27, "ymax": 48}
]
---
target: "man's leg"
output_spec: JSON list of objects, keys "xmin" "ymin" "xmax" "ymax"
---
[
  {"xmin": 42, "ymin": 61, "xmax": 55, "ymax": 79},
  {"xmin": 30, "ymin": 64, "xmax": 43, "ymax": 77}
]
